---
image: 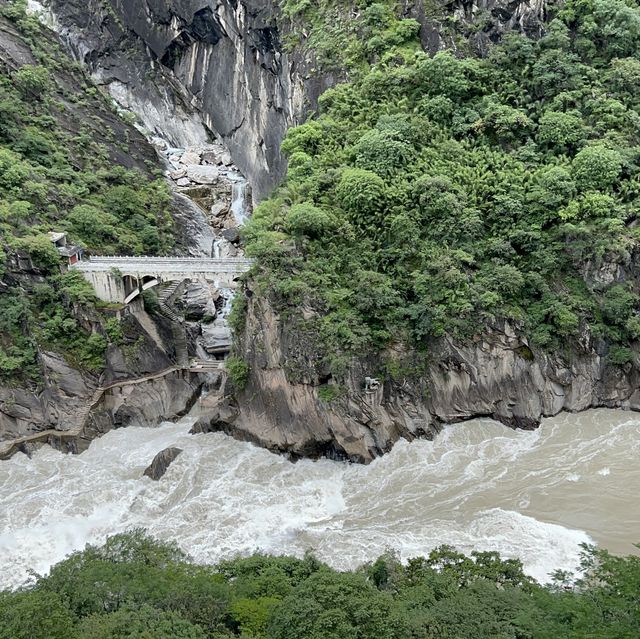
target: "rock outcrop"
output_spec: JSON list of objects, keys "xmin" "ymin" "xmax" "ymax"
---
[
  {"xmin": 216, "ymin": 295, "xmax": 640, "ymax": 463},
  {"xmin": 0, "ymin": 368, "xmax": 218, "ymax": 459},
  {"xmin": 144, "ymin": 447, "xmax": 183, "ymax": 480},
  {"xmin": 37, "ymin": 0, "xmax": 555, "ymax": 202},
  {"xmin": 412, "ymin": 0, "xmax": 550, "ymax": 55}
]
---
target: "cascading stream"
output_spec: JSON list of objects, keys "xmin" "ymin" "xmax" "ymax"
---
[
  {"xmin": 1, "ymin": 408, "xmax": 638, "ymax": 591},
  {"xmin": 230, "ymin": 175, "xmax": 250, "ymax": 227}
]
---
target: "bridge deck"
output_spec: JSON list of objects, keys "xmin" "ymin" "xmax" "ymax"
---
[{"xmin": 74, "ymin": 256, "xmax": 254, "ymax": 274}]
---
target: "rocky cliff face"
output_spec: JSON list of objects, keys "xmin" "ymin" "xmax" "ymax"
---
[
  {"xmin": 43, "ymin": 0, "xmax": 313, "ymax": 200},
  {"xmin": 210, "ymin": 294, "xmax": 640, "ymax": 463},
  {"xmin": 414, "ymin": 0, "xmax": 549, "ymax": 55},
  {"xmin": 41, "ymin": 0, "xmax": 552, "ymax": 198},
  {"xmin": 12, "ymin": 0, "xmax": 621, "ymax": 465}
]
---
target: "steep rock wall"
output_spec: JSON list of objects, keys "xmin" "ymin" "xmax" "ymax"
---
[
  {"xmin": 1, "ymin": 368, "xmax": 213, "ymax": 458},
  {"xmin": 41, "ymin": 0, "xmax": 553, "ymax": 197},
  {"xmin": 44, "ymin": 0, "xmax": 313, "ymax": 200},
  {"xmin": 217, "ymin": 296, "xmax": 640, "ymax": 463}
]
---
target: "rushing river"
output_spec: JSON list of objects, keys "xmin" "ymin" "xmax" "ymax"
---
[{"xmin": 1, "ymin": 409, "xmax": 638, "ymax": 589}]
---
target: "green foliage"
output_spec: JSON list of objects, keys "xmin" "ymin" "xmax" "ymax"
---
[
  {"xmin": 0, "ymin": 590, "xmax": 77, "ymax": 639},
  {"xmin": 572, "ymin": 145, "xmax": 623, "ymax": 191},
  {"xmin": 317, "ymin": 384, "xmax": 342, "ymax": 402},
  {"xmin": 3, "ymin": 533, "xmax": 640, "ymax": 639},
  {"xmin": 245, "ymin": 0, "xmax": 640, "ymax": 373},
  {"xmin": 279, "ymin": 0, "xmax": 420, "ymax": 71},
  {"xmin": 105, "ymin": 318, "xmax": 125, "ymax": 345},
  {"xmin": 286, "ymin": 202, "xmax": 336, "ymax": 238},
  {"xmin": 226, "ymin": 357, "xmax": 250, "ymax": 390},
  {"xmin": 608, "ymin": 344, "xmax": 634, "ymax": 366},
  {"xmin": 13, "ymin": 65, "xmax": 51, "ymax": 100},
  {"xmin": 12, "ymin": 234, "xmax": 60, "ymax": 272},
  {"xmin": 269, "ymin": 571, "xmax": 399, "ymax": 639},
  {"xmin": 0, "ymin": 4, "xmax": 175, "ymax": 382},
  {"xmin": 77, "ymin": 605, "xmax": 207, "ymax": 639},
  {"xmin": 228, "ymin": 294, "xmax": 248, "ymax": 333},
  {"xmin": 335, "ymin": 168, "xmax": 386, "ymax": 221}
]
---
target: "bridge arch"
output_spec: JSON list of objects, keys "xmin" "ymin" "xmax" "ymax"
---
[{"xmin": 123, "ymin": 275, "xmax": 162, "ymax": 304}]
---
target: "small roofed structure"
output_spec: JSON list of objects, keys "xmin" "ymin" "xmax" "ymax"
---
[{"xmin": 48, "ymin": 231, "xmax": 83, "ymax": 266}]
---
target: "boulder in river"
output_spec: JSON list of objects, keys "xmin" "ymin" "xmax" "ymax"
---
[{"xmin": 143, "ymin": 447, "xmax": 183, "ymax": 480}]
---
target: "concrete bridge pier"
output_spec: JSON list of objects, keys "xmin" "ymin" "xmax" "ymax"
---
[{"xmin": 80, "ymin": 270, "xmax": 128, "ymax": 305}]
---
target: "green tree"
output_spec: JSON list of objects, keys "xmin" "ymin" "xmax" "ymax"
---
[
  {"xmin": 269, "ymin": 571, "xmax": 401, "ymax": 639},
  {"xmin": 13, "ymin": 65, "xmax": 51, "ymax": 99},
  {"xmin": 572, "ymin": 145, "xmax": 622, "ymax": 191},
  {"xmin": 77, "ymin": 605, "xmax": 207, "ymax": 639},
  {"xmin": 537, "ymin": 110, "xmax": 585, "ymax": 151},
  {"xmin": 286, "ymin": 202, "xmax": 336, "ymax": 238},
  {"xmin": 0, "ymin": 590, "xmax": 77, "ymax": 639}
]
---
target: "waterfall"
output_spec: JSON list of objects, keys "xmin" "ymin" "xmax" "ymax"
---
[
  {"xmin": 230, "ymin": 176, "xmax": 249, "ymax": 226},
  {"xmin": 214, "ymin": 280, "xmax": 235, "ymax": 320}
]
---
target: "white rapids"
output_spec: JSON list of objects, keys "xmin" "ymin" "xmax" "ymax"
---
[{"xmin": 1, "ymin": 408, "xmax": 638, "ymax": 590}]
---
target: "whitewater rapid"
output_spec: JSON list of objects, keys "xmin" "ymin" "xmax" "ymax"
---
[{"xmin": 1, "ymin": 409, "xmax": 638, "ymax": 589}]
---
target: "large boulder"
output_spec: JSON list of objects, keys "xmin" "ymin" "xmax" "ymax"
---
[
  {"xmin": 222, "ymin": 228, "xmax": 240, "ymax": 244},
  {"xmin": 143, "ymin": 447, "xmax": 183, "ymax": 480},
  {"xmin": 183, "ymin": 282, "xmax": 218, "ymax": 320},
  {"xmin": 186, "ymin": 165, "xmax": 219, "ymax": 185},
  {"xmin": 202, "ymin": 321, "xmax": 231, "ymax": 354}
]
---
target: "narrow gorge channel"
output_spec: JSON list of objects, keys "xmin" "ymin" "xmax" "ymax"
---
[{"xmin": 1, "ymin": 3, "xmax": 640, "ymax": 626}]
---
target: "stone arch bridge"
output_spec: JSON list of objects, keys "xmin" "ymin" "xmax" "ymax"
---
[{"xmin": 73, "ymin": 256, "xmax": 253, "ymax": 304}]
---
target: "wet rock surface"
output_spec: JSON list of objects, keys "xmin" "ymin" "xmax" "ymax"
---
[
  {"xmin": 43, "ymin": 0, "xmax": 311, "ymax": 200},
  {"xmin": 224, "ymin": 295, "xmax": 640, "ymax": 463},
  {"xmin": 144, "ymin": 447, "xmax": 183, "ymax": 480}
]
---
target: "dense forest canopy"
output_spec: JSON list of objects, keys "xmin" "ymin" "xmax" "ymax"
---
[
  {"xmin": 245, "ymin": 0, "xmax": 640, "ymax": 374},
  {"xmin": 1, "ymin": 531, "xmax": 639, "ymax": 639}
]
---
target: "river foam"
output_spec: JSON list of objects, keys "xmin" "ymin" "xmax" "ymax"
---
[{"xmin": 1, "ymin": 409, "xmax": 638, "ymax": 590}]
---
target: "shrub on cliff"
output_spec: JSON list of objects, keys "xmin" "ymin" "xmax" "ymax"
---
[{"xmin": 226, "ymin": 357, "xmax": 250, "ymax": 390}]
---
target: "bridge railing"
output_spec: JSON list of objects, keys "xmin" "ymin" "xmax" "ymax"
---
[
  {"xmin": 76, "ymin": 256, "xmax": 254, "ymax": 264},
  {"xmin": 72, "ymin": 256, "xmax": 255, "ymax": 273}
]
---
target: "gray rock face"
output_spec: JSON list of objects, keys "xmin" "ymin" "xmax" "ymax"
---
[
  {"xmin": 45, "ymin": 0, "xmax": 311, "ymax": 200},
  {"xmin": 0, "ymin": 348, "xmax": 97, "ymax": 442},
  {"xmin": 144, "ymin": 447, "xmax": 183, "ymax": 480},
  {"xmin": 170, "ymin": 191, "xmax": 216, "ymax": 258},
  {"xmin": 1, "ymin": 369, "xmax": 214, "ymax": 460},
  {"xmin": 413, "ymin": 0, "xmax": 549, "ymax": 55},
  {"xmin": 224, "ymin": 296, "xmax": 640, "ymax": 463},
  {"xmin": 41, "ymin": 0, "xmax": 551, "ymax": 200}
]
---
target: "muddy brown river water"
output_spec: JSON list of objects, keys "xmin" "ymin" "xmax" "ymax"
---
[{"xmin": 1, "ymin": 408, "xmax": 638, "ymax": 589}]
